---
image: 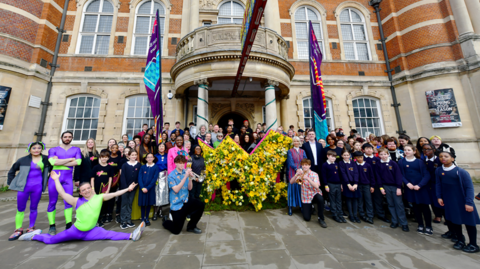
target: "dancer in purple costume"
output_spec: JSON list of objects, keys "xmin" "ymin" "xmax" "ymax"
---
[
  {"xmin": 7, "ymin": 142, "xmax": 51, "ymax": 241},
  {"xmin": 47, "ymin": 131, "xmax": 82, "ymax": 235},
  {"xmin": 18, "ymin": 171, "xmax": 145, "ymax": 243}
]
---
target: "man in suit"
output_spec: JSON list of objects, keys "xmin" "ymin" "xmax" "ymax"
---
[{"xmin": 302, "ymin": 130, "xmax": 325, "ymax": 205}]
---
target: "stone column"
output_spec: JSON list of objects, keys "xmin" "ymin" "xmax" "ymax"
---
[
  {"xmin": 190, "ymin": 0, "xmax": 199, "ymax": 32},
  {"xmin": 194, "ymin": 78, "xmax": 209, "ymax": 128},
  {"xmin": 450, "ymin": 0, "xmax": 475, "ymax": 36},
  {"xmin": 264, "ymin": 80, "xmax": 279, "ymax": 130},
  {"xmin": 264, "ymin": 0, "xmax": 281, "ymax": 34},
  {"xmin": 465, "ymin": 0, "xmax": 480, "ymax": 34},
  {"xmin": 181, "ymin": 0, "xmax": 191, "ymax": 36},
  {"xmin": 280, "ymin": 95, "xmax": 289, "ymax": 129}
]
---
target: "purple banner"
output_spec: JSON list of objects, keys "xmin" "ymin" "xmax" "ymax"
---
[{"xmin": 143, "ymin": 10, "xmax": 163, "ymax": 144}]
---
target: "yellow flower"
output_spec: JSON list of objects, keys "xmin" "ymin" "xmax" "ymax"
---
[{"xmin": 205, "ymin": 199, "xmax": 209, "ymax": 203}]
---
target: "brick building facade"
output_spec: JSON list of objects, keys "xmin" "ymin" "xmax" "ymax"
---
[{"xmin": 1, "ymin": 0, "xmax": 480, "ymax": 184}]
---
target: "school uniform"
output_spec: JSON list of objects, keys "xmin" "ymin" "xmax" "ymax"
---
[
  {"xmin": 138, "ymin": 164, "xmax": 160, "ymax": 221},
  {"xmin": 399, "ymin": 157, "xmax": 431, "ymax": 229},
  {"xmin": 376, "ymin": 160, "xmax": 408, "ymax": 226},
  {"xmin": 364, "ymin": 154, "xmax": 387, "ymax": 220},
  {"xmin": 91, "ymin": 164, "xmax": 114, "ymax": 222},
  {"xmin": 340, "ymin": 160, "xmax": 360, "ymax": 221},
  {"xmin": 119, "ymin": 161, "xmax": 141, "ymax": 224},
  {"xmin": 425, "ymin": 156, "xmax": 444, "ymax": 218},
  {"xmin": 106, "ymin": 154, "xmax": 122, "ymax": 219},
  {"xmin": 357, "ymin": 162, "xmax": 375, "ymax": 220},
  {"xmin": 436, "ymin": 165, "xmax": 480, "ymax": 244},
  {"xmin": 322, "ymin": 161, "xmax": 343, "ymax": 220}
]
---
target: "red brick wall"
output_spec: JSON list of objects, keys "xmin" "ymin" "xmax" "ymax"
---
[
  {"xmin": 64, "ymin": 15, "xmax": 76, "ymax": 31},
  {"xmin": 35, "ymin": 25, "xmax": 58, "ymax": 52},
  {"xmin": 56, "ymin": 57, "xmax": 176, "ymax": 72},
  {"xmin": 169, "ymin": 18, "xmax": 182, "ymax": 34},
  {"xmin": 40, "ymin": 3, "xmax": 63, "ymax": 27},
  {"xmin": 116, "ymin": 17, "xmax": 129, "ymax": 32},
  {"xmin": 0, "ymin": 0, "xmax": 43, "ymax": 18},
  {"xmin": 0, "ymin": 36, "xmax": 33, "ymax": 62},
  {"xmin": 292, "ymin": 61, "xmax": 386, "ymax": 76},
  {"xmin": 171, "ymin": 0, "xmax": 184, "ymax": 15},
  {"xmin": 0, "ymin": 10, "xmax": 39, "ymax": 44},
  {"xmin": 281, "ymin": 23, "xmax": 292, "ymax": 38},
  {"xmin": 114, "ymin": 36, "xmax": 127, "ymax": 55},
  {"xmin": 59, "ymin": 35, "xmax": 71, "ymax": 54}
]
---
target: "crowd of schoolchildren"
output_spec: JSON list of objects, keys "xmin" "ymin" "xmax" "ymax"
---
[{"xmin": 288, "ymin": 128, "xmax": 480, "ymax": 254}]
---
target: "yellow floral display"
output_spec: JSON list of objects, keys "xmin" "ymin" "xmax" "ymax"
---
[{"xmin": 199, "ymin": 131, "xmax": 292, "ymax": 211}]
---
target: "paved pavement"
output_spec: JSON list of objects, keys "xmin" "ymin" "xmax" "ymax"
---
[{"xmin": 1, "ymin": 188, "xmax": 480, "ymax": 268}]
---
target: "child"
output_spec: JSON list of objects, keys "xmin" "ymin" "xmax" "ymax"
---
[
  {"xmin": 119, "ymin": 150, "xmax": 141, "ymax": 229},
  {"xmin": 351, "ymin": 141, "xmax": 362, "ymax": 153},
  {"xmin": 353, "ymin": 151, "xmax": 375, "ymax": 224},
  {"xmin": 398, "ymin": 145, "xmax": 431, "ymax": 235},
  {"xmin": 163, "ymin": 155, "xmax": 205, "ymax": 235},
  {"xmin": 91, "ymin": 150, "xmax": 114, "ymax": 227},
  {"xmin": 422, "ymin": 143, "xmax": 445, "ymax": 224},
  {"xmin": 290, "ymin": 159, "xmax": 327, "ymax": 228},
  {"xmin": 363, "ymin": 143, "xmax": 390, "ymax": 223},
  {"xmin": 106, "ymin": 144, "xmax": 122, "ymax": 223},
  {"xmin": 339, "ymin": 150, "xmax": 360, "ymax": 223},
  {"xmin": 138, "ymin": 153, "xmax": 160, "ymax": 226},
  {"xmin": 376, "ymin": 147, "xmax": 409, "ymax": 232},
  {"xmin": 436, "ymin": 151, "xmax": 480, "ymax": 253},
  {"xmin": 322, "ymin": 151, "xmax": 346, "ymax": 223}
]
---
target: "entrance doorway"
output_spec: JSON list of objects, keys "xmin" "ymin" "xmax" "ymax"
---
[{"xmin": 217, "ymin": 112, "xmax": 246, "ymax": 131}]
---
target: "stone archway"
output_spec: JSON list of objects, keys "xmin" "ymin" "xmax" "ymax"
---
[{"xmin": 210, "ymin": 104, "xmax": 255, "ymax": 129}]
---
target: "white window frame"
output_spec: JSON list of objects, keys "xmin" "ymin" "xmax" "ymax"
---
[
  {"xmin": 217, "ymin": 0, "xmax": 245, "ymax": 24},
  {"xmin": 302, "ymin": 97, "xmax": 334, "ymax": 130},
  {"xmin": 131, "ymin": 0, "xmax": 166, "ymax": 55},
  {"xmin": 352, "ymin": 97, "xmax": 384, "ymax": 137},
  {"xmin": 62, "ymin": 95, "xmax": 101, "ymax": 144},
  {"xmin": 193, "ymin": 105, "xmax": 198, "ymax": 125},
  {"xmin": 339, "ymin": 8, "xmax": 371, "ymax": 61},
  {"xmin": 122, "ymin": 95, "xmax": 154, "ymax": 140},
  {"xmin": 76, "ymin": 0, "xmax": 114, "ymax": 55},
  {"xmin": 294, "ymin": 6, "xmax": 325, "ymax": 60}
]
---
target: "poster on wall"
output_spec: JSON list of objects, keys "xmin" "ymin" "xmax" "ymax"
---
[
  {"xmin": 0, "ymin": 86, "xmax": 12, "ymax": 130},
  {"xmin": 425, "ymin": 88, "xmax": 462, "ymax": 128}
]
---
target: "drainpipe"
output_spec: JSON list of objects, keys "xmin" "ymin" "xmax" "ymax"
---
[
  {"xmin": 36, "ymin": 0, "xmax": 69, "ymax": 141},
  {"xmin": 369, "ymin": 0, "xmax": 406, "ymax": 135}
]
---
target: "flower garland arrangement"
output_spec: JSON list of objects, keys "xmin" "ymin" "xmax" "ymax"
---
[{"xmin": 199, "ymin": 130, "xmax": 292, "ymax": 211}]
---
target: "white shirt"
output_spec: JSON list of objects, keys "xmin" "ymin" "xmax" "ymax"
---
[
  {"xmin": 364, "ymin": 154, "xmax": 374, "ymax": 158},
  {"xmin": 294, "ymin": 147, "xmax": 300, "ymax": 153},
  {"xmin": 357, "ymin": 162, "xmax": 365, "ymax": 166},
  {"xmin": 127, "ymin": 161, "xmax": 138, "ymax": 166},
  {"xmin": 405, "ymin": 157, "xmax": 416, "ymax": 162},
  {"xmin": 343, "ymin": 160, "xmax": 351, "ymax": 164},
  {"xmin": 327, "ymin": 160, "xmax": 335, "ymax": 165},
  {"xmin": 427, "ymin": 156, "xmax": 437, "ymax": 162},
  {"xmin": 309, "ymin": 141, "xmax": 317, "ymax": 165},
  {"xmin": 442, "ymin": 164, "xmax": 456, "ymax": 171},
  {"xmin": 381, "ymin": 159, "xmax": 389, "ymax": 164},
  {"xmin": 146, "ymin": 163, "xmax": 155, "ymax": 168}
]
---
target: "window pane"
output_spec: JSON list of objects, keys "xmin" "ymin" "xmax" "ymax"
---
[
  {"xmin": 86, "ymin": 0, "xmax": 100, "ymax": 12},
  {"xmin": 135, "ymin": 16, "xmax": 150, "ymax": 34},
  {"xmin": 86, "ymin": 97, "xmax": 93, "ymax": 106},
  {"xmin": 79, "ymin": 36, "xmax": 94, "ymax": 53},
  {"xmin": 84, "ymin": 119, "xmax": 91, "ymax": 129},
  {"xmin": 366, "ymin": 108, "xmax": 372, "ymax": 117},
  {"xmin": 74, "ymin": 130, "xmax": 81, "ymax": 140},
  {"xmin": 83, "ymin": 108, "xmax": 92, "ymax": 117},
  {"xmin": 358, "ymin": 98, "xmax": 364, "ymax": 107},
  {"xmin": 218, "ymin": 18, "xmax": 231, "ymax": 24},
  {"xmin": 135, "ymin": 107, "xmax": 142, "ymax": 117},
  {"xmin": 352, "ymin": 99, "xmax": 358, "ymax": 107},
  {"xmin": 360, "ymin": 108, "xmax": 366, "ymax": 117},
  {"xmin": 219, "ymin": 2, "xmax": 231, "ymax": 16},
  {"xmin": 295, "ymin": 7, "xmax": 306, "ymax": 20},
  {"xmin": 95, "ymin": 35, "xmax": 110, "ymax": 55},
  {"xmin": 154, "ymin": 2, "xmax": 165, "ymax": 15},
  {"xmin": 303, "ymin": 99, "xmax": 310, "ymax": 108},
  {"xmin": 306, "ymin": 8, "xmax": 318, "ymax": 21},
  {"xmin": 98, "ymin": 15, "xmax": 113, "ymax": 33},
  {"xmin": 341, "ymin": 25, "xmax": 353, "ymax": 40},
  {"xmin": 76, "ymin": 108, "xmax": 84, "ymax": 117},
  {"xmin": 134, "ymin": 120, "xmax": 141, "ymax": 129},
  {"xmin": 340, "ymin": 10, "xmax": 350, "ymax": 22},
  {"xmin": 127, "ymin": 119, "xmax": 134, "ymax": 128},
  {"xmin": 356, "ymin": 43, "xmax": 369, "ymax": 60},
  {"xmin": 90, "ymin": 130, "xmax": 97, "ymax": 139},
  {"xmin": 137, "ymin": 96, "xmax": 144, "ymax": 106},
  {"xmin": 353, "ymin": 108, "xmax": 359, "ymax": 117},
  {"xmin": 78, "ymin": 97, "xmax": 86, "ymax": 106},
  {"xmin": 232, "ymin": 2, "xmax": 244, "ymax": 16},
  {"xmin": 102, "ymin": 0, "xmax": 114, "ymax": 13},
  {"xmin": 160, "ymin": 17, "xmax": 165, "ymax": 34},
  {"xmin": 93, "ymin": 98, "xmax": 100, "ymax": 106},
  {"xmin": 355, "ymin": 118, "xmax": 360, "ymax": 127},
  {"xmin": 364, "ymin": 99, "xmax": 371, "ymax": 107},
  {"xmin": 304, "ymin": 107, "xmax": 311, "ymax": 118},
  {"xmin": 344, "ymin": 42, "xmax": 355, "ymax": 60},
  {"xmin": 366, "ymin": 119, "xmax": 373, "ymax": 128},
  {"xmin": 91, "ymin": 119, "xmax": 98, "ymax": 129},
  {"xmin": 372, "ymin": 107, "xmax": 378, "ymax": 117},
  {"xmin": 353, "ymin": 25, "xmax": 366, "ymax": 40},
  {"xmin": 360, "ymin": 118, "xmax": 366, "ymax": 127},
  {"xmin": 134, "ymin": 36, "xmax": 148, "ymax": 55},
  {"xmin": 81, "ymin": 130, "xmax": 90, "ymax": 141},
  {"xmin": 351, "ymin": 10, "xmax": 362, "ymax": 22},
  {"xmin": 83, "ymin": 15, "xmax": 98, "ymax": 32},
  {"xmin": 67, "ymin": 119, "xmax": 75, "ymax": 129},
  {"xmin": 312, "ymin": 23, "xmax": 322, "ymax": 40},
  {"xmin": 68, "ymin": 107, "xmax": 76, "ymax": 117},
  {"xmin": 138, "ymin": 1, "xmax": 151, "ymax": 14},
  {"xmin": 92, "ymin": 108, "xmax": 99, "ymax": 117},
  {"xmin": 233, "ymin": 18, "xmax": 243, "ymax": 24},
  {"xmin": 75, "ymin": 119, "xmax": 83, "ymax": 129},
  {"xmin": 297, "ymin": 41, "xmax": 308, "ymax": 59},
  {"xmin": 295, "ymin": 22, "xmax": 308, "ymax": 39},
  {"xmin": 128, "ymin": 106, "xmax": 135, "ymax": 117}
]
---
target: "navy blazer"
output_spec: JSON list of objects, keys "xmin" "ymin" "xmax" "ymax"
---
[{"xmin": 302, "ymin": 141, "xmax": 323, "ymax": 168}]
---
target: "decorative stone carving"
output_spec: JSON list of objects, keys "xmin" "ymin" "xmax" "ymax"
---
[
  {"xmin": 263, "ymin": 80, "xmax": 279, "ymax": 88},
  {"xmin": 210, "ymin": 30, "xmax": 240, "ymax": 43},
  {"xmin": 200, "ymin": 0, "xmax": 216, "ymax": 9},
  {"xmin": 237, "ymin": 103, "xmax": 255, "ymax": 115},
  {"xmin": 194, "ymin": 78, "xmax": 209, "ymax": 86},
  {"xmin": 211, "ymin": 103, "xmax": 230, "ymax": 118}
]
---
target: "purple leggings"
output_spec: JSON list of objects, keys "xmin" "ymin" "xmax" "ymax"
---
[
  {"xmin": 17, "ymin": 182, "xmax": 42, "ymax": 228},
  {"xmin": 48, "ymin": 170, "xmax": 73, "ymax": 212},
  {"xmin": 33, "ymin": 224, "xmax": 130, "ymax": 244}
]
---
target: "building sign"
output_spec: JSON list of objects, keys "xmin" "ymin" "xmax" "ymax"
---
[
  {"xmin": 0, "ymin": 86, "xmax": 12, "ymax": 130},
  {"xmin": 425, "ymin": 88, "xmax": 461, "ymax": 128}
]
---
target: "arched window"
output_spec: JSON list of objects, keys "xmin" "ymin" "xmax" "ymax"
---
[
  {"xmin": 295, "ymin": 6, "xmax": 324, "ymax": 60},
  {"xmin": 303, "ymin": 97, "xmax": 334, "ymax": 130},
  {"xmin": 340, "ymin": 8, "xmax": 370, "ymax": 60},
  {"xmin": 132, "ymin": 0, "xmax": 165, "ymax": 55},
  {"xmin": 352, "ymin": 97, "xmax": 384, "ymax": 137},
  {"xmin": 218, "ymin": 1, "xmax": 244, "ymax": 24},
  {"xmin": 63, "ymin": 95, "xmax": 101, "ymax": 142},
  {"xmin": 77, "ymin": 0, "xmax": 114, "ymax": 55},
  {"xmin": 123, "ymin": 95, "xmax": 154, "ymax": 139}
]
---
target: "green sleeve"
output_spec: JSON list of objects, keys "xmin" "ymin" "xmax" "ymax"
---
[
  {"xmin": 76, "ymin": 159, "xmax": 82, "ymax": 166},
  {"xmin": 48, "ymin": 158, "xmax": 56, "ymax": 166}
]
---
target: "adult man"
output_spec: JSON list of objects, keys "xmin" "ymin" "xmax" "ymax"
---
[
  {"xmin": 211, "ymin": 125, "xmax": 219, "ymax": 142},
  {"xmin": 288, "ymin": 125, "xmax": 297, "ymax": 136},
  {"xmin": 297, "ymin": 129, "xmax": 305, "ymax": 137},
  {"xmin": 243, "ymin": 120, "xmax": 253, "ymax": 134},
  {"xmin": 302, "ymin": 130, "xmax": 324, "ymax": 185},
  {"xmin": 208, "ymin": 124, "xmax": 214, "ymax": 133},
  {"xmin": 137, "ymin": 124, "xmax": 148, "ymax": 138},
  {"xmin": 164, "ymin": 122, "xmax": 170, "ymax": 137},
  {"xmin": 204, "ymin": 133, "xmax": 214, "ymax": 148},
  {"xmin": 261, "ymin": 123, "xmax": 267, "ymax": 132},
  {"xmin": 287, "ymin": 129, "xmax": 295, "ymax": 138},
  {"xmin": 226, "ymin": 119, "xmax": 239, "ymax": 135},
  {"xmin": 19, "ymin": 171, "xmax": 145, "ymax": 243},
  {"xmin": 172, "ymin": 121, "xmax": 185, "ymax": 137},
  {"xmin": 47, "ymin": 131, "xmax": 82, "ymax": 235}
]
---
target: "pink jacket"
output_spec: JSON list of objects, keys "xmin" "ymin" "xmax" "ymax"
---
[{"xmin": 167, "ymin": 146, "xmax": 187, "ymax": 174}]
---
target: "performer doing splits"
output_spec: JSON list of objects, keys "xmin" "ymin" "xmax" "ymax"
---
[
  {"xmin": 8, "ymin": 142, "xmax": 51, "ymax": 241},
  {"xmin": 18, "ymin": 171, "xmax": 145, "ymax": 243},
  {"xmin": 47, "ymin": 131, "xmax": 82, "ymax": 235}
]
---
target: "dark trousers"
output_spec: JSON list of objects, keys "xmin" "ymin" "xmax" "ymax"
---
[
  {"xmin": 163, "ymin": 198, "xmax": 205, "ymax": 235},
  {"xmin": 431, "ymin": 205, "xmax": 444, "ymax": 219},
  {"xmin": 106, "ymin": 186, "xmax": 118, "ymax": 215},
  {"xmin": 301, "ymin": 194, "xmax": 325, "ymax": 221},
  {"xmin": 358, "ymin": 184, "xmax": 374, "ymax": 218},
  {"xmin": 384, "ymin": 185, "xmax": 408, "ymax": 225},
  {"xmin": 347, "ymin": 197, "xmax": 359, "ymax": 218},
  {"xmin": 190, "ymin": 181, "xmax": 202, "ymax": 200},
  {"xmin": 141, "ymin": 206, "xmax": 151, "ymax": 221},
  {"xmin": 120, "ymin": 190, "xmax": 135, "ymax": 223},
  {"xmin": 372, "ymin": 187, "xmax": 386, "ymax": 218},
  {"xmin": 451, "ymin": 223, "xmax": 478, "ymax": 246},
  {"xmin": 412, "ymin": 203, "xmax": 432, "ymax": 228},
  {"xmin": 328, "ymin": 183, "xmax": 342, "ymax": 218}
]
